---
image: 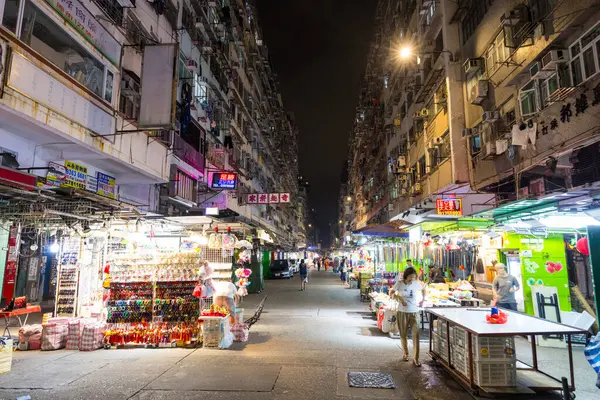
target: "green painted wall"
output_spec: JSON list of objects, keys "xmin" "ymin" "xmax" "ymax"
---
[{"xmin": 505, "ymin": 233, "xmax": 571, "ymax": 315}]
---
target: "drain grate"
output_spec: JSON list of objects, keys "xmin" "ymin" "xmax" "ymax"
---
[{"xmin": 347, "ymin": 372, "xmax": 396, "ymax": 389}]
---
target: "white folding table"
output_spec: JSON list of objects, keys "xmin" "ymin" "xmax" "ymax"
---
[{"xmin": 426, "ymin": 307, "xmax": 586, "ymax": 395}]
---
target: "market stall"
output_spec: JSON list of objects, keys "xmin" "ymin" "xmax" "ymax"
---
[{"xmin": 427, "ymin": 307, "xmax": 585, "ymax": 395}]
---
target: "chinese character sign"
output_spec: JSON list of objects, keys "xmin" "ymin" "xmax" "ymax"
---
[
  {"xmin": 63, "ymin": 160, "xmax": 88, "ymax": 190},
  {"xmin": 247, "ymin": 194, "xmax": 258, "ymax": 204},
  {"xmin": 269, "ymin": 193, "xmax": 280, "ymax": 203},
  {"xmin": 246, "ymin": 193, "xmax": 292, "ymax": 205},
  {"xmin": 258, "ymin": 193, "xmax": 268, "ymax": 204},
  {"xmin": 436, "ymin": 198, "xmax": 462, "ymax": 216},
  {"xmin": 46, "ymin": 162, "xmax": 66, "ymax": 187},
  {"xmin": 97, "ymin": 172, "xmax": 116, "ymax": 199},
  {"xmin": 279, "ymin": 193, "xmax": 290, "ymax": 203},
  {"xmin": 211, "ymin": 172, "xmax": 237, "ymax": 189}
]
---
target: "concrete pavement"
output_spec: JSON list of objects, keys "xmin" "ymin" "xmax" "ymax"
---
[{"xmin": 0, "ymin": 268, "xmax": 593, "ymax": 399}]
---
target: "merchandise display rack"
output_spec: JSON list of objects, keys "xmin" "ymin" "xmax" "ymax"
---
[{"xmin": 54, "ymin": 237, "xmax": 82, "ymax": 317}]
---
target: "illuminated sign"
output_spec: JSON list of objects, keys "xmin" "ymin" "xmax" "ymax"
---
[
  {"xmin": 205, "ymin": 207, "xmax": 219, "ymax": 216},
  {"xmin": 64, "ymin": 160, "xmax": 87, "ymax": 190},
  {"xmin": 436, "ymin": 198, "xmax": 463, "ymax": 216},
  {"xmin": 247, "ymin": 193, "xmax": 292, "ymax": 204},
  {"xmin": 211, "ymin": 172, "xmax": 237, "ymax": 189}
]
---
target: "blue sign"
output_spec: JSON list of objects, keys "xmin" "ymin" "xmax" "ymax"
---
[{"xmin": 211, "ymin": 172, "xmax": 237, "ymax": 189}]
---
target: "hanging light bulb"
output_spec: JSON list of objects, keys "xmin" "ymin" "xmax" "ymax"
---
[{"xmin": 49, "ymin": 241, "xmax": 59, "ymax": 253}]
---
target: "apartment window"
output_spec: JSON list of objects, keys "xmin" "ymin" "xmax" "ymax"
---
[
  {"xmin": 417, "ymin": 156, "xmax": 427, "ymax": 179},
  {"xmin": 195, "ymin": 75, "xmax": 208, "ymax": 104},
  {"xmin": 429, "ymin": 132, "xmax": 450, "ymax": 170},
  {"xmin": 92, "ymin": 0, "xmax": 124, "ymax": 25},
  {"xmin": 486, "ymin": 32, "xmax": 511, "ymax": 75},
  {"xmin": 20, "ymin": 0, "xmax": 112, "ymax": 102},
  {"xmin": 470, "ymin": 134, "xmax": 482, "ymax": 155},
  {"xmin": 174, "ymin": 169, "xmax": 197, "ymax": 202},
  {"xmin": 410, "ymin": 164, "xmax": 417, "ymax": 185},
  {"xmin": 461, "ymin": 0, "xmax": 495, "ymax": 44},
  {"xmin": 570, "ymin": 22, "xmax": 600, "ymax": 85},
  {"xmin": 119, "ymin": 70, "xmax": 140, "ymax": 120},
  {"xmin": 1, "ymin": 0, "xmax": 19, "ymax": 33},
  {"xmin": 519, "ymin": 80, "xmax": 538, "ymax": 117}
]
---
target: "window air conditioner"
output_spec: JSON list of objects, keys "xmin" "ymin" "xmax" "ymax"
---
[
  {"xmin": 462, "ymin": 128, "xmax": 472, "ymax": 138},
  {"xmin": 529, "ymin": 62, "xmax": 553, "ymax": 80},
  {"xmin": 541, "ymin": 50, "xmax": 567, "ymax": 71},
  {"xmin": 463, "ymin": 58, "xmax": 483, "ymax": 76},
  {"xmin": 470, "ymin": 80, "xmax": 489, "ymax": 106},
  {"xmin": 121, "ymin": 77, "xmax": 140, "ymax": 98},
  {"xmin": 482, "ymin": 111, "xmax": 500, "ymax": 123},
  {"xmin": 412, "ymin": 108, "xmax": 429, "ymax": 119}
]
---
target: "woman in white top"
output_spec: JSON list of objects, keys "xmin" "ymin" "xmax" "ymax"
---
[{"xmin": 391, "ymin": 267, "xmax": 426, "ymax": 367}]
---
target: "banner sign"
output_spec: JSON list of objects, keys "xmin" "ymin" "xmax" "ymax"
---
[
  {"xmin": 44, "ymin": 0, "xmax": 121, "ymax": 66},
  {"xmin": 64, "ymin": 160, "xmax": 87, "ymax": 189},
  {"xmin": 436, "ymin": 198, "xmax": 463, "ymax": 216},
  {"xmin": 96, "ymin": 172, "xmax": 116, "ymax": 199},
  {"xmin": 46, "ymin": 162, "xmax": 66, "ymax": 187},
  {"xmin": 247, "ymin": 193, "xmax": 292, "ymax": 205}
]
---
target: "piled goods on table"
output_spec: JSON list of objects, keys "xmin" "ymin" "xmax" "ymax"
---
[
  {"xmin": 104, "ymin": 323, "xmax": 199, "ymax": 347},
  {"xmin": 449, "ymin": 325, "xmax": 517, "ymax": 387},
  {"xmin": 201, "ymin": 303, "xmax": 229, "ymax": 317},
  {"xmin": 18, "ymin": 324, "xmax": 42, "ymax": 350}
]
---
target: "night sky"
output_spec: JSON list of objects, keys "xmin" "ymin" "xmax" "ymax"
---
[{"xmin": 255, "ymin": 0, "xmax": 377, "ymax": 245}]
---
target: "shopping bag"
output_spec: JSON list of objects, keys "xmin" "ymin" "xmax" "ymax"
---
[
  {"xmin": 585, "ymin": 333, "xmax": 600, "ymax": 373},
  {"xmin": 18, "ymin": 324, "xmax": 43, "ymax": 344},
  {"xmin": 0, "ymin": 338, "xmax": 13, "ymax": 374},
  {"xmin": 66, "ymin": 319, "xmax": 83, "ymax": 350},
  {"xmin": 41, "ymin": 323, "xmax": 68, "ymax": 351},
  {"xmin": 79, "ymin": 322, "xmax": 106, "ymax": 351},
  {"xmin": 231, "ymin": 323, "xmax": 249, "ymax": 342}
]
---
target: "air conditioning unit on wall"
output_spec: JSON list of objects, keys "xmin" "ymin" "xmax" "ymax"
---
[
  {"xmin": 541, "ymin": 50, "xmax": 567, "ymax": 70},
  {"xmin": 463, "ymin": 58, "xmax": 483, "ymax": 76},
  {"xmin": 470, "ymin": 80, "xmax": 489, "ymax": 105},
  {"xmin": 482, "ymin": 111, "xmax": 500, "ymax": 123}
]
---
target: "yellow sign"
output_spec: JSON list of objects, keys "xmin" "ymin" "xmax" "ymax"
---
[{"xmin": 63, "ymin": 160, "xmax": 88, "ymax": 190}]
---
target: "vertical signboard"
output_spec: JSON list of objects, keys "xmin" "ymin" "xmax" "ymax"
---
[
  {"xmin": 139, "ymin": 44, "xmax": 178, "ymax": 128},
  {"xmin": 63, "ymin": 160, "xmax": 87, "ymax": 189},
  {"xmin": 96, "ymin": 172, "xmax": 116, "ymax": 198}
]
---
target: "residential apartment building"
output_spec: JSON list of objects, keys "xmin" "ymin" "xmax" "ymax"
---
[
  {"xmin": 0, "ymin": 0, "xmax": 302, "ymax": 249},
  {"xmin": 346, "ymin": 0, "xmax": 600, "ymax": 231}
]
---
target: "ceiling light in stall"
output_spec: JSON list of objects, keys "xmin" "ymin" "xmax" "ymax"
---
[{"xmin": 539, "ymin": 214, "xmax": 600, "ymax": 229}]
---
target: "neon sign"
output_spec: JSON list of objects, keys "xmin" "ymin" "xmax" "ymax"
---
[
  {"xmin": 211, "ymin": 172, "xmax": 237, "ymax": 189},
  {"xmin": 436, "ymin": 198, "xmax": 463, "ymax": 216}
]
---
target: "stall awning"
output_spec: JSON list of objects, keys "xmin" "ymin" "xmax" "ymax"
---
[{"xmin": 352, "ymin": 222, "xmax": 409, "ymax": 238}]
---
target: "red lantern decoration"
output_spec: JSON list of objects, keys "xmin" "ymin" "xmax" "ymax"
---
[{"xmin": 576, "ymin": 237, "xmax": 590, "ymax": 256}]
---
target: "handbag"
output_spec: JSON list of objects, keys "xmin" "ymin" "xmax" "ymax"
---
[{"xmin": 585, "ymin": 333, "xmax": 600, "ymax": 373}]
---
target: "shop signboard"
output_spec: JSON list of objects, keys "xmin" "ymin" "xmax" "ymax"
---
[
  {"xmin": 247, "ymin": 193, "xmax": 291, "ymax": 204},
  {"xmin": 43, "ymin": 0, "xmax": 121, "ymax": 66},
  {"xmin": 211, "ymin": 172, "xmax": 237, "ymax": 189},
  {"xmin": 436, "ymin": 198, "xmax": 463, "ymax": 216},
  {"xmin": 63, "ymin": 160, "xmax": 87, "ymax": 189},
  {"xmin": 86, "ymin": 174, "xmax": 98, "ymax": 193},
  {"xmin": 96, "ymin": 172, "xmax": 116, "ymax": 198},
  {"xmin": 46, "ymin": 162, "xmax": 66, "ymax": 187},
  {"xmin": 8, "ymin": 54, "xmax": 115, "ymax": 138}
]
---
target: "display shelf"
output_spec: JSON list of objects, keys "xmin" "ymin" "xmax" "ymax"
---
[{"xmin": 55, "ymin": 264, "xmax": 79, "ymax": 317}]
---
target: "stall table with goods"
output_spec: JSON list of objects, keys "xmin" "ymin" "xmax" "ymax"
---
[
  {"xmin": 427, "ymin": 307, "xmax": 585, "ymax": 395},
  {"xmin": 1, "ymin": 304, "xmax": 41, "ymax": 337}
]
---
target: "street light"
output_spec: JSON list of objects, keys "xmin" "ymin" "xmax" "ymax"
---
[
  {"xmin": 308, "ymin": 224, "xmax": 312, "ymax": 228},
  {"xmin": 397, "ymin": 44, "xmax": 454, "ymax": 65},
  {"xmin": 338, "ymin": 220, "xmax": 342, "ymax": 224},
  {"xmin": 346, "ymin": 196, "xmax": 352, "ymax": 202}
]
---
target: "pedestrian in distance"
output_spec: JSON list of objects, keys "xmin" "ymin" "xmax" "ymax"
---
[
  {"xmin": 299, "ymin": 259, "xmax": 308, "ymax": 291},
  {"xmin": 340, "ymin": 256, "xmax": 346, "ymax": 282},
  {"xmin": 391, "ymin": 266, "xmax": 426, "ymax": 367},
  {"xmin": 316, "ymin": 257, "xmax": 321, "ymax": 271},
  {"xmin": 492, "ymin": 263, "xmax": 520, "ymax": 311}
]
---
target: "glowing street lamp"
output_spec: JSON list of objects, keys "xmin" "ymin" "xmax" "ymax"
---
[{"xmin": 399, "ymin": 46, "xmax": 413, "ymax": 60}]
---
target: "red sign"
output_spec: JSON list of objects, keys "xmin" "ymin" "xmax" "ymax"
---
[
  {"xmin": 280, "ymin": 193, "xmax": 290, "ymax": 203},
  {"xmin": 247, "ymin": 194, "xmax": 258, "ymax": 204},
  {"xmin": 269, "ymin": 193, "xmax": 280, "ymax": 203},
  {"xmin": 0, "ymin": 166, "xmax": 37, "ymax": 191},
  {"xmin": 436, "ymin": 198, "xmax": 463, "ymax": 216},
  {"xmin": 258, "ymin": 193, "xmax": 268, "ymax": 204},
  {"xmin": 2, "ymin": 226, "xmax": 20, "ymax": 302}
]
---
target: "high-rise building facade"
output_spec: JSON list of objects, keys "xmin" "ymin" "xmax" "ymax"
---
[{"xmin": 0, "ymin": 0, "xmax": 302, "ymax": 248}]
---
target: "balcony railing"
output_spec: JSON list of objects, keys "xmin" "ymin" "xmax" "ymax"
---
[
  {"xmin": 172, "ymin": 133, "xmax": 205, "ymax": 174},
  {"xmin": 207, "ymin": 144, "xmax": 226, "ymax": 171}
]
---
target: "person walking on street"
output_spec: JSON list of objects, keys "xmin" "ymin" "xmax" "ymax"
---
[
  {"xmin": 340, "ymin": 257, "xmax": 346, "ymax": 282},
  {"xmin": 493, "ymin": 263, "xmax": 520, "ymax": 311},
  {"xmin": 316, "ymin": 257, "xmax": 321, "ymax": 271},
  {"xmin": 391, "ymin": 267, "xmax": 426, "ymax": 367},
  {"xmin": 324, "ymin": 257, "xmax": 329, "ymax": 271},
  {"xmin": 299, "ymin": 259, "xmax": 308, "ymax": 291}
]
